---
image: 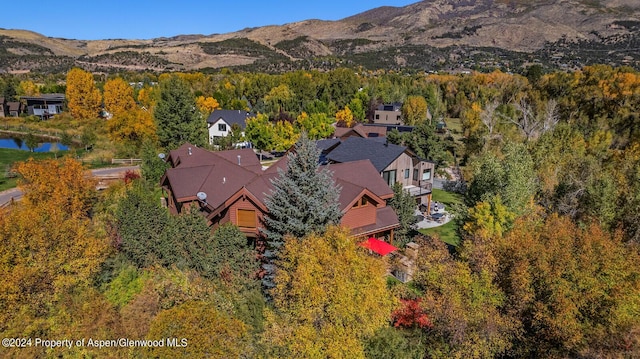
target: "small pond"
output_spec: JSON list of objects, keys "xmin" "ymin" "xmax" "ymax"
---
[{"xmin": 0, "ymin": 137, "xmax": 69, "ymax": 152}]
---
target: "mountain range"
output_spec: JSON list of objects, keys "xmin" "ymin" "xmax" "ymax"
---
[{"xmin": 1, "ymin": 0, "xmax": 639, "ymax": 74}]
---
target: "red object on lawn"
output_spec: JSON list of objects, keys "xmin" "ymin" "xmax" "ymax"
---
[{"xmin": 359, "ymin": 237, "xmax": 398, "ymax": 256}]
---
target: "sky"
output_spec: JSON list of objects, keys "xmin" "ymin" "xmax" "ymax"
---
[{"xmin": 1, "ymin": 0, "xmax": 418, "ymax": 41}]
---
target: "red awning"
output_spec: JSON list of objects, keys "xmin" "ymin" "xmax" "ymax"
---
[{"xmin": 359, "ymin": 237, "xmax": 398, "ymax": 256}]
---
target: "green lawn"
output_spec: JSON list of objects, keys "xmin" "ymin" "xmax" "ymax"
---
[{"xmin": 418, "ymin": 188, "xmax": 463, "ymax": 246}]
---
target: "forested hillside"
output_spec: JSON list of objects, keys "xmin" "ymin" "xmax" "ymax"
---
[{"xmin": 1, "ymin": 63, "xmax": 640, "ymax": 357}]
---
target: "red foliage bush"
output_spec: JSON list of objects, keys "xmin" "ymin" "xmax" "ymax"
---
[
  {"xmin": 123, "ymin": 170, "xmax": 141, "ymax": 184},
  {"xmin": 392, "ymin": 298, "xmax": 432, "ymax": 329}
]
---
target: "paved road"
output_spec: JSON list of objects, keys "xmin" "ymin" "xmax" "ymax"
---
[
  {"xmin": 0, "ymin": 165, "xmax": 140, "ymax": 207},
  {"xmin": 433, "ymin": 178, "xmax": 446, "ymax": 190}
]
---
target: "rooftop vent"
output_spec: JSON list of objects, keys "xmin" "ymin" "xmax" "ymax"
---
[
  {"xmin": 188, "ymin": 147, "xmax": 192, "ymax": 155},
  {"xmin": 237, "ymin": 155, "xmax": 241, "ymax": 165}
]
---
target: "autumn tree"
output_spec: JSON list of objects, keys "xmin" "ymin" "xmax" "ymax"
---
[
  {"xmin": 103, "ymin": 77, "xmax": 136, "ymax": 116},
  {"xmin": 401, "ymin": 95, "xmax": 428, "ymax": 125},
  {"xmin": 107, "ymin": 107, "xmax": 157, "ymax": 152},
  {"xmin": 272, "ymin": 120, "xmax": 299, "ymax": 151},
  {"xmin": 296, "ymin": 112, "xmax": 335, "ymax": 139},
  {"xmin": 147, "ymin": 301, "xmax": 250, "ymax": 359},
  {"xmin": 493, "ymin": 213, "xmax": 640, "ymax": 357},
  {"xmin": 336, "ymin": 105, "xmax": 354, "ymax": 127},
  {"xmin": 412, "ymin": 235, "xmax": 516, "ymax": 358},
  {"xmin": 17, "ymin": 80, "xmax": 40, "ymax": 97},
  {"xmin": 262, "ymin": 226, "xmax": 395, "ymax": 358},
  {"xmin": 245, "ymin": 113, "xmax": 275, "ymax": 154},
  {"xmin": 196, "ymin": 95, "xmax": 220, "ymax": 116},
  {"xmin": 0, "ymin": 158, "xmax": 109, "ymax": 349},
  {"xmin": 66, "ymin": 67, "xmax": 102, "ymax": 119},
  {"xmin": 154, "ymin": 75, "xmax": 207, "ymax": 148}
]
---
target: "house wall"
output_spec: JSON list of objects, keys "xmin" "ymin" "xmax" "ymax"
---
[
  {"xmin": 208, "ymin": 118, "xmax": 230, "ymax": 143},
  {"xmin": 411, "ymin": 161, "xmax": 435, "ymax": 188},
  {"xmin": 383, "ymin": 152, "xmax": 414, "ymax": 187},
  {"xmin": 373, "ymin": 110, "xmax": 403, "ymax": 125},
  {"xmin": 341, "ymin": 201, "xmax": 377, "ymax": 229}
]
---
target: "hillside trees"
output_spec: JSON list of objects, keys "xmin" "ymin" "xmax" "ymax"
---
[
  {"xmin": 0, "ymin": 158, "xmax": 110, "ymax": 355},
  {"xmin": 154, "ymin": 75, "xmax": 207, "ymax": 148},
  {"xmin": 262, "ymin": 226, "xmax": 395, "ymax": 358},
  {"xmin": 66, "ymin": 67, "xmax": 102, "ymax": 119}
]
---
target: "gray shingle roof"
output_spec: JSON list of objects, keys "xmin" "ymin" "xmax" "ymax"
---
[
  {"xmin": 206, "ymin": 109, "xmax": 255, "ymax": 128},
  {"xmin": 326, "ymin": 137, "xmax": 406, "ymax": 172}
]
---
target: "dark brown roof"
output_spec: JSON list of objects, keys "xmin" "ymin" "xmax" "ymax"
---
[
  {"xmin": 329, "ymin": 160, "xmax": 394, "ymax": 199},
  {"xmin": 351, "ymin": 206, "xmax": 400, "ymax": 237},
  {"xmin": 163, "ymin": 146, "xmax": 399, "ymax": 235}
]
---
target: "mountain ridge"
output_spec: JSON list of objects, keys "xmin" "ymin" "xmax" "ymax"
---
[{"xmin": 1, "ymin": 0, "xmax": 639, "ymax": 73}]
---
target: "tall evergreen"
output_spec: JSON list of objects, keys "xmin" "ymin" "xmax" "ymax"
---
[
  {"xmin": 262, "ymin": 132, "xmax": 342, "ymax": 284},
  {"xmin": 154, "ymin": 75, "xmax": 207, "ymax": 149}
]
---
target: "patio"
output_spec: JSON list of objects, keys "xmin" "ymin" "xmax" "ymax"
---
[{"xmin": 413, "ymin": 202, "xmax": 452, "ymax": 229}]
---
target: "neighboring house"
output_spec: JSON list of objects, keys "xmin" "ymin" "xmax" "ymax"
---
[
  {"xmin": 373, "ymin": 102, "xmax": 403, "ymax": 125},
  {"xmin": 333, "ymin": 123, "xmax": 415, "ymax": 140},
  {"xmin": 7, "ymin": 101, "xmax": 22, "ymax": 117},
  {"xmin": 324, "ymin": 137, "xmax": 435, "ymax": 209},
  {"xmin": 206, "ymin": 109, "xmax": 255, "ymax": 145},
  {"xmin": 22, "ymin": 94, "xmax": 65, "ymax": 119},
  {"xmin": 161, "ymin": 143, "xmax": 400, "ymax": 242}
]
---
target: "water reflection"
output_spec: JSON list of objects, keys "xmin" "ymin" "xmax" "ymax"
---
[{"xmin": 0, "ymin": 137, "xmax": 69, "ymax": 152}]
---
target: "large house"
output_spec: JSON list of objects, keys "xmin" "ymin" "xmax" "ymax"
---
[
  {"xmin": 206, "ymin": 109, "xmax": 255, "ymax": 145},
  {"xmin": 323, "ymin": 137, "xmax": 435, "ymax": 210},
  {"xmin": 373, "ymin": 102, "xmax": 403, "ymax": 125},
  {"xmin": 22, "ymin": 94, "xmax": 65, "ymax": 119},
  {"xmin": 161, "ymin": 143, "xmax": 400, "ymax": 243}
]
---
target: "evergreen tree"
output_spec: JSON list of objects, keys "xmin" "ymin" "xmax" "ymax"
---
[
  {"xmin": 154, "ymin": 75, "xmax": 207, "ymax": 149},
  {"xmin": 389, "ymin": 182, "xmax": 418, "ymax": 248},
  {"xmin": 262, "ymin": 132, "xmax": 342, "ymax": 286}
]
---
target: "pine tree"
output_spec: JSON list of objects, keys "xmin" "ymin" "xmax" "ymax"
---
[
  {"xmin": 262, "ymin": 132, "xmax": 342, "ymax": 286},
  {"xmin": 154, "ymin": 75, "xmax": 206, "ymax": 149}
]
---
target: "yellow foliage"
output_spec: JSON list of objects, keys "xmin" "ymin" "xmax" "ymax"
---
[
  {"xmin": 263, "ymin": 226, "xmax": 395, "ymax": 358},
  {"xmin": 195, "ymin": 95, "xmax": 220, "ymax": 115},
  {"xmin": 107, "ymin": 107, "xmax": 157, "ymax": 147},
  {"xmin": 335, "ymin": 106, "xmax": 354, "ymax": 127},
  {"xmin": 103, "ymin": 77, "xmax": 136, "ymax": 115},
  {"xmin": 65, "ymin": 68, "xmax": 102, "ymax": 119},
  {"xmin": 18, "ymin": 80, "xmax": 40, "ymax": 96},
  {"xmin": 0, "ymin": 158, "xmax": 109, "ymax": 332}
]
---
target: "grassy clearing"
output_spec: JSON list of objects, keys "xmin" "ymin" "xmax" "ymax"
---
[{"xmin": 418, "ymin": 188, "xmax": 463, "ymax": 246}]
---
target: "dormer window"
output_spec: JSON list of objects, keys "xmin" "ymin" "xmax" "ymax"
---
[{"xmin": 353, "ymin": 197, "xmax": 369, "ymax": 209}]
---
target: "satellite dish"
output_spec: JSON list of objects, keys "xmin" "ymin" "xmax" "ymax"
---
[
  {"xmin": 158, "ymin": 153, "xmax": 166, "ymax": 160},
  {"xmin": 196, "ymin": 192, "xmax": 207, "ymax": 202}
]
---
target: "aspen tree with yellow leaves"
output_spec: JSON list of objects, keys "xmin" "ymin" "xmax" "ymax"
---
[{"xmin": 65, "ymin": 68, "xmax": 102, "ymax": 119}]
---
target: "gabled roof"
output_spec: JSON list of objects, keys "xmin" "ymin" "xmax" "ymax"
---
[
  {"xmin": 329, "ymin": 160, "xmax": 394, "ymax": 200},
  {"xmin": 21, "ymin": 93, "xmax": 65, "ymax": 102},
  {"xmin": 206, "ymin": 109, "xmax": 255, "ymax": 128},
  {"xmin": 326, "ymin": 137, "xmax": 407, "ymax": 173},
  {"xmin": 7, "ymin": 102, "xmax": 21, "ymax": 112}
]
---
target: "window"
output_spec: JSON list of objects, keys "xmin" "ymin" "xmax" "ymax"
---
[
  {"xmin": 397, "ymin": 115, "xmax": 401, "ymax": 121},
  {"xmin": 352, "ymin": 197, "xmax": 369, "ymax": 209},
  {"xmin": 237, "ymin": 209, "xmax": 256, "ymax": 228},
  {"xmin": 404, "ymin": 169, "xmax": 410, "ymax": 179},
  {"xmin": 382, "ymin": 170, "xmax": 397, "ymax": 187},
  {"xmin": 218, "ymin": 123, "xmax": 227, "ymax": 132},
  {"xmin": 413, "ymin": 169, "xmax": 419, "ymax": 181},
  {"xmin": 375, "ymin": 114, "xmax": 380, "ymax": 120},
  {"xmin": 422, "ymin": 169, "xmax": 431, "ymax": 181}
]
